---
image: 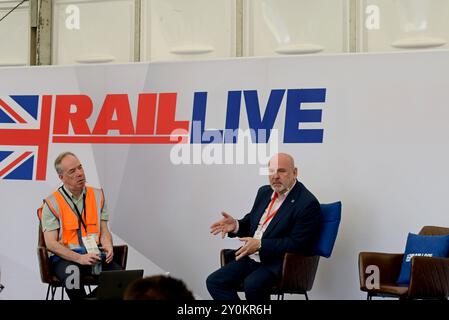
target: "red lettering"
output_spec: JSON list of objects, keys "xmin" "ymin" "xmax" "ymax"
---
[
  {"xmin": 156, "ymin": 93, "xmax": 189, "ymax": 135},
  {"xmin": 135, "ymin": 93, "xmax": 157, "ymax": 135},
  {"xmin": 53, "ymin": 95, "xmax": 93, "ymax": 135},
  {"xmin": 92, "ymin": 94, "xmax": 134, "ymax": 135}
]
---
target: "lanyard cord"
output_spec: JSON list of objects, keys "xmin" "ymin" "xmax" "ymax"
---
[
  {"xmin": 59, "ymin": 186, "xmax": 87, "ymax": 232},
  {"xmin": 261, "ymin": 193, "xmax": 279, "ymax": 228}
]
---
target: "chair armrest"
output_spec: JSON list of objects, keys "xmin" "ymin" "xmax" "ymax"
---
[
  {"xmin": 408, "ymin": 256, "xmax": 449, "ymax": 298},
  {"xmin": 220, "ymin": 249, "xmax": 226, "ymax": 267},
  {"xmin": 113, "ymin": 245, "xmax": 128, "ymax": 270},
  {"xmin": 220, "ymin": 249, "xmax": 236, "ymax": 267},
  {"xmin": 279, "ymin": 253, "xmax": 320, "ymax": 292},
  {"xmin": 359, "ymin": 252, "xmax": 403, "ymax": 290}
]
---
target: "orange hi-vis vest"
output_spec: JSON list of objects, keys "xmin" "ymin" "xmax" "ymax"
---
[{"xmin": 37, "ymin": 186, "xmax": 104, "ymax": 249}]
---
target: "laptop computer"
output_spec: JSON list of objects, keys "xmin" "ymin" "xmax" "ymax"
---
[{"xmin": 95, "ymin": 269, "xmax": 144, "ymax": 300}]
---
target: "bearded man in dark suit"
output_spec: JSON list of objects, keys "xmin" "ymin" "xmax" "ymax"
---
[{"xmin": 207, "ymin": 153, "xmax": 321, "ymax": 301}]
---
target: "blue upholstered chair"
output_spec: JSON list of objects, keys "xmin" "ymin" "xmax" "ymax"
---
[
  {"xmin": 314, "ymin": 202, "xmax": 342, "ymax": 258},
  {"xmin": 220, "ymin": 201, "xmax": 342, "ymax": 300}
]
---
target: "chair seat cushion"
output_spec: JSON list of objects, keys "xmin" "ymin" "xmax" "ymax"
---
[{"xmin": 397, "ymin": 233, "xmax": 449, "ymax": 285}]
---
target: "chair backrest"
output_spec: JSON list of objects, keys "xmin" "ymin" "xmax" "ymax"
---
[
  {"xmin": 419, "ymin": 226, "xmax": 449, "ymax": 236},
  {"xmin": 418, "ymin": 226, "xmax": 449, "ymax": 259},
  {"xmin": 37, "ymin": 223, "xmax": 56, "ymax": 284},
  {"xmin": 313, "ymin": 201, "xmax": 342, "ymax": 258},
  {"xmin": 38, "ymin": 222, "xmax": 46, "ymax": 247}
]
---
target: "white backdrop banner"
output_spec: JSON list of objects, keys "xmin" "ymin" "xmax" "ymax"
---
[{"xmin": 1, "ymin": 50, "xmax": 449, "ymax": 299}]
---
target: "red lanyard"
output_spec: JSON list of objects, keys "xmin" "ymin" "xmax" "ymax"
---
[{"xmin": 261, "ymin": 192, "xmax": 279, "ymax": 228}]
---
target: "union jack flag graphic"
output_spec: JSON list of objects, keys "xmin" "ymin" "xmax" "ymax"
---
[{"xmin": 0, "ymin": 95, "xmax": 52, "ymax": 180}]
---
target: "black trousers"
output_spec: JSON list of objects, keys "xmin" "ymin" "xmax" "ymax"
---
[
  {"xmin": 52, "ymin": 258, "xmax": 122, "ymax": 300},
  {"xmin": 206, "ymin": 256, "xmax": 278, "ymax": 301}
]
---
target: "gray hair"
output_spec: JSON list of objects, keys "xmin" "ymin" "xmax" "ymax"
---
[{"xmin": 54, "ymin": 152, "xmax": 77, "ymax": 175}]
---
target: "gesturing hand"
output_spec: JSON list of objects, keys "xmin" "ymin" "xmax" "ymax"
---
[
  {"xmin": 210, "ymin": 212, "xmax": 237, "ymax": 239},
  {"xmin": 235, "ymin": 237, "xmax": 261, "ymax": 260}
]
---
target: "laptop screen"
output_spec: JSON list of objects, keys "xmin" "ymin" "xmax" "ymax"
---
[{"xmin": 96, "ymin": 269, "xmax": 144, "ymax": 300}]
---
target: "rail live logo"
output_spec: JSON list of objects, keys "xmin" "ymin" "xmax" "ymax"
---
[{"xmin": 0, "ymin": 88, "xmax": 326, "ymax": 180}]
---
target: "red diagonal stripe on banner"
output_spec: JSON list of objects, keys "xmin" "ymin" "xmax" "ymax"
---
[
  {"xmin": 0, "ymin": 98, "xmax": 27, "ymax": 124},
  {"xmin": 0, "ymin": 151, "xmax": 33, "ymax": 178}
]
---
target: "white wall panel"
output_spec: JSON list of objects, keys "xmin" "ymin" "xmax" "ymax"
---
[
  {"xmin": 0, "ymin": 0, "xmax": 30, "ymax": 67},
  {"xmin": 244, "ymin": 0, "xmax": 349, "ymax": 56},
  {"xmin": 52, "ymin": 0, "xmax": 135, "ymax": 65},
  {"xmin": 360, "ymin": 0, "xmax": 449, "ymax": 52},
  {"xmin": 141, "ymin": 0, "xmax": 236, "ymax": 62}
]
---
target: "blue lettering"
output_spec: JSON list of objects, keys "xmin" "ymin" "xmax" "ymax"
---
[
  {"xmin": 224, "ymin": 91, "xmax": 242, "ymax": 144},
  {"xmin": 191, "ymin": 92, "xmax": 223, "ymax": 143},
  {"xmin": 190, "ymin": 89, "xmax": 325, "ymax": 144},
  {"xmin": 244, "ymin": 90, "xmax": 285, "ymax": 143},
  {"xmin": 284, "ymin": 89, "xmax": 325, "ymax": 143}
]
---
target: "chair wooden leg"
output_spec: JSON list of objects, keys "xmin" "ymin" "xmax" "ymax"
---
[
  {"xmin": 61, "ymin": 286, "xmax": 64, "ymax": 300},
  {"xmin": 277, "ymin": 294, "xmax": 284, "ymax": 300},
  {"xmin": 367, "ymin": 293, "xmax": 372, "ymax": 300},
  {"xmin": 51, "ymin": 286, "xmax": 57, "ymax": 300},
  {"xmin": 304, "ymin": 292, "xmax": 309, "ymax": 300},
  {"xmin": 45, "ymin": 284, "xmax": 51, "ymax": 300}
]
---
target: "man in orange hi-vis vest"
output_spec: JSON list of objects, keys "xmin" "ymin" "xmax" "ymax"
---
[{"xmin": 37, "ymin": 152, "xmax": 121, "ymax": 300}]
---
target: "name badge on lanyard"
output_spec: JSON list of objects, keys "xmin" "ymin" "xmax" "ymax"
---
[
  {"xmin": 255, "ymin": 193, "xmax": 279, "ymax": 240},
  {"xmin": 254, "ymin": 229, "xmax": 264, "ymax": 240},
  {"xmin": 82, "ymin": 234, "xmax": 100, "ymax": 254}
]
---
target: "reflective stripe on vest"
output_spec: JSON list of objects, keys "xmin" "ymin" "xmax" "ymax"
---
[{"xmin": 37, "ymin": 186, "xmax": 102, "ymax": 249}]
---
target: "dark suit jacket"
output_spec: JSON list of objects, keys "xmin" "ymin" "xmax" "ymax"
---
[{"xmin": 229, "ymin": 180, "xmax": 321, "ymax": 276}]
